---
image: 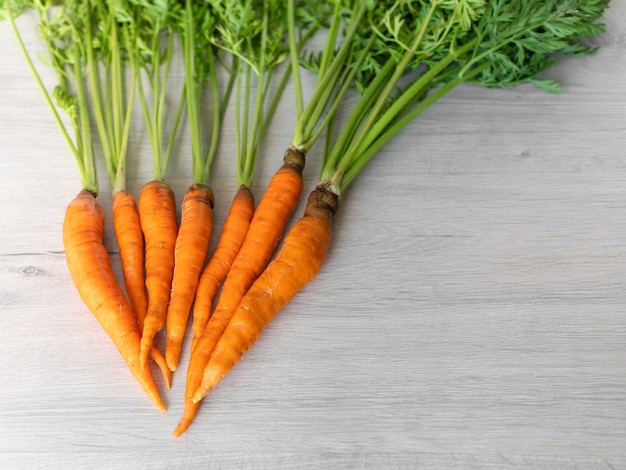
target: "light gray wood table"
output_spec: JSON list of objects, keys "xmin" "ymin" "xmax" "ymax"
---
[{"xmin": 1, "ymin": 6, "xmax": 625, "ymax": 470}]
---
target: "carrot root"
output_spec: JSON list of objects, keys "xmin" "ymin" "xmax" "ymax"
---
[
  {"xmin": 63, "ymin": 190, "xmax": 165, "ymax": 412},
  {"xmin": 191, "ymin": 184, "xmax": 337, "ymax": 403},
  {"xmin": 138, "ymin": 180, "xmax": 178, "ymax": 370},
  {"xmin": 165, "ymin": 183, "xmax": 214, "ymax": 372}
]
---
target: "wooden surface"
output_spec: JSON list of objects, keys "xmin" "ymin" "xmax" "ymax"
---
[{"xmin": 1, "ymin": 5, "xmax": 626, "ymax": 469}]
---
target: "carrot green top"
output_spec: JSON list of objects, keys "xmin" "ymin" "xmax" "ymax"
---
[
  {"xmin": 125, "ymin": 0, "xmax": 185, "ymax": 183},
  {"xmin": 315, "ymin": 0, "xmax": 610, "ymax": 196},
  {"xmin": 198, "ymin": 0, "xmax": 325, "ymax": 190},
  {"xmin": 3, "ymin": 0, "xmax": 100, "ymax": 195}
]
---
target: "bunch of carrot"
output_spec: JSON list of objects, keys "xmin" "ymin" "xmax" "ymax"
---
[{"xmin": 3, "ymin": 0, "xmax": 611, "ymax": 437}]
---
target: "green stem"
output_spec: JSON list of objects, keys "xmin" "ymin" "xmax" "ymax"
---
[
  {"xmin": 163, "ymin": 85, "xmax": 187, "ymax": 177},
  {"xmin": 113, "ymin": 65, "xmax": 137, "ymax": 194},
  {"xmin": 84, "ymin": 2, "xmax": 111, "ymax": 174},
  {"xmin": 73, "ymin": 47, "xmax": 98, "ymax": 195},
  {"xmin": 287, "ymin": 0, "xmax": 303, "ymax": 121},
  {"xmin": 204, "ymin": 46, "xmax": 221, "ymax": 180},
  {"xmin": 342, "ymin": 39, "xmax": 477, "ymax": 176},
  {"xmin": 184, "ymin": 0, "xmax": 207, "ymax": 184},
  {"xmin": 321, "ymin": 56, "xmax": 396, "ymax": 179},
  {"xmin": 291, "ymin": 1, "xmax": 369, "ymax": 150},
  {"xmin": 336, "ymin": 62, "xmax": 490, "ymax": 192},
  {"xmin": 331, "ymin": 2, "xmax": 439, "ymax": 181},
  {"xmin": 6, "ymin": 5, "xmax": 81, "ymax": 170}
]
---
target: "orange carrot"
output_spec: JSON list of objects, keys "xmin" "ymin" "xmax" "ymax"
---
[
  {"xmin": 112, "ymin": 190, "xmax": 172, "ymax": 389},
  {"xmin": 138, "ymin": 179, "xmax": 178, "ymax": 370},
  {"xmin": 64, "ymin": 190, "xmax": 166, "ymax": 412},
  {"xmin": 171, "ymin": 185, "xmax": 254, "ymax": 438},
  {"xmin": 191, "ymin": 185, "xmax": 254, "ymax": 351},
  {"xmin": 112, "ymin": 190, "xmax": 147, "ymax": 326},
  {"xmin": 191, "ymin": 184, "xmax": 337, "ymax": 403},
  {"xmin": 173, "ymin": 150, "xmax": 304, "ymax": 437},
  {"xmin": 165, "ymin": 183, "xmax": 214, "ymax": 372}
]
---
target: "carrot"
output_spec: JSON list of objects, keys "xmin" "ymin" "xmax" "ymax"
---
[
  {"xmin": 123, "ymin": 3, "xmax": 187, "ymax": 371},
  {"xmin": 64, "ymin": 190, "xmax": 166, "ymax": 412},
  {"xmin": 162, "ymin": 1, "xmax": 235, "ymax": 372},
  {"xmin": 165, "ymin": 183, "xmax": 214, "ymax": 371},
  {"xmin": 191, "ymin": 185, "xmax": 337, "ymax": 402},
  {"xmin": 191, "ymin": 185, "xmax": 254, "ymax": 350},
  {"xmin": 112, "ymin": 190, "xmax": 172, "ymax": 389},
  {"xmin": 138, "ymin": 179, "xmax": 178, "ymax": 370}
]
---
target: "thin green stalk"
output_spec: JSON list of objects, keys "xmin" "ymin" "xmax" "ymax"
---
[
  {"xmin": 163, "ymin": 85, "xmax": 188, "ymax": 173},
  {"xmin": 314, "ymin": 0, "xmax": 343, "ymax": 94},
  {"xmin": 184, "ymin": 0, "xmax": 206, "ymax": 184},
  {"xmin": 204, "ymin": 46, "xmax": 222, "ymax": 178},
  {"xmin": 331, "ymin": 2, "xmax": 439, "ymax": 180},
  {"xmin": 241, "ymin": 67, "xmax": 267, "ymax": 187},
  {"xmin": 287, "ymin": 0, "xmax": 303, "ymax": 120},
  {"xmin": 345, "ymin": 37, "xmax": 480, "ymax": 170},
  {"xmin": 256, "ymin": 61, "xmax": 291, "ymax": 144},
  {"xmin": 321, "ymin": 55, "xmax": 396, "ymax": 176},
  {"xmin": 305, "ymin": 34, "xmax": 376, "ymax": 154},
  {"xmin": 72, "ymin": 46, "xmax": 98, "ymax": 194},
  {"xmin": 338, "ymin": 62, "xmax": 490, "ymax": 190},
  {"xmin": 241, "ymin": 62, "xmax": 252, "ymax": 174},
  {"xmin": 6, "ymin": 5, "xmax": 81, "ymax": 170},
  {"xmin": 111, "ymin": 20, "xmax": 125, "ymax": 170},
  {"xmin": 234, "ymin": 60, "xmax": 243, "ymax": 179},
  {"xmin": 152, "ymin": 28, "xmax": 169, "ymax": 179},
  {"xmin": 220, "ymin": 56, "xmax": 238, "ymax": 123},
  {"xmin": 84, "ymin": 2, "xmax": 112, "ymax": 170},
  {"xmin": 291, "ymin": 0, "xmax": 369, "ymax": 150}
]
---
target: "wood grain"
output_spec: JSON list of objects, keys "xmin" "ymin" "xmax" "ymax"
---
[{"xmin": 1, "ymin": 5, "xmax": 625, "ymax": 469}]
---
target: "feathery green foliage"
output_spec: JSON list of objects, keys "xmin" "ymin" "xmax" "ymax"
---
[{"xmin": 317, "ymin": 0, "xmax": 610, "ymax": 194}]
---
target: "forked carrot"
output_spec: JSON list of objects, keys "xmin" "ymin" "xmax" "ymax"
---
[
  {"xmin": 64, "ymin": 190, "xmax": 166, "ymax": 412},
  {"xmin": 165, "ymin": 183, "xmax": 214, "ymax": 371},
  {"xmin": 191, "ymin": 185, "xmax": 254, "ymax": 350},
  {"xmin": 112, "ymin": 190, "xmax": 172, "ymax": 389},
  {"xmin": 191, "ymin": 185, "xmax": 336, "ymax": 403},
  {"xmin": 138, "ymin": 179, "xmax": 178, "ymax": 369}
]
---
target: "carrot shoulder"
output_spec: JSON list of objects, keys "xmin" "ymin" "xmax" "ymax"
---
[
  {"xmin": 112, "ymin": 190, "xmax": 172, "ymax": 389},
  {"xmin": 191, "ymin": 184, "xmax": 337, "ymax": 403},
  {"xmin": 138, "ymin": 180, "xmax": 178, "ymax": 370},
  {"xmin": 64, "ymin": 190, "xmax": 165, "ymax": 412},
  {"xmin": 165, "ymin": 183, "xmax": 214, "ymax": 372},
  {"xmin": 191, "ymin": 185, "xmax": 254, "ymax": 351}
]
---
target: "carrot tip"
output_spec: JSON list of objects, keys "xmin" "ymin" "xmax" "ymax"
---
[{"xmin": 172, "ymin": 415, "xmax": 193, "ymax": 437}]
